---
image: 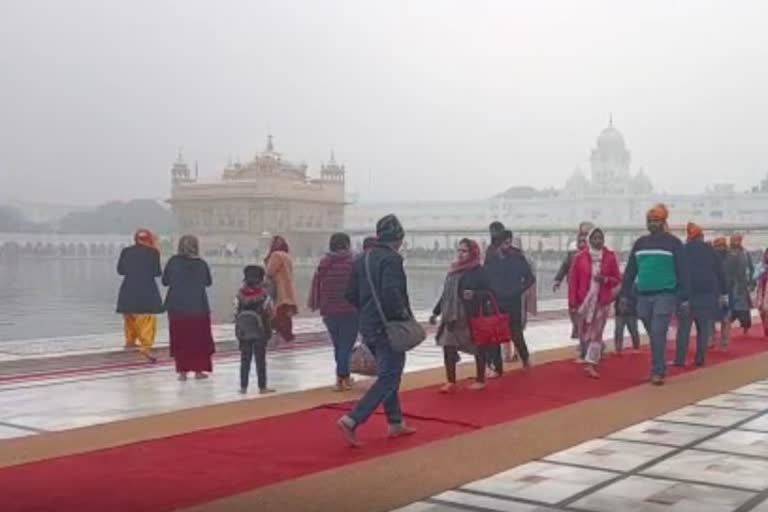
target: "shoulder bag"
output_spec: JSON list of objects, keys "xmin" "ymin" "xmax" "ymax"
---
[{"xmin": 364, "ymin": 252, "xmax": 426, "ymax": 352}]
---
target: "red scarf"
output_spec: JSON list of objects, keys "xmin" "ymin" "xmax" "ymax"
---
[{"xmin": 450, "ymin": 239, "xmax": 481, "ymax": 274}]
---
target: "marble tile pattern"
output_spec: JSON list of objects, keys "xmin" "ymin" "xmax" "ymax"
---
[{"xmin": 392, "ymin": 379, "xmax": 768, "ymax": 512}]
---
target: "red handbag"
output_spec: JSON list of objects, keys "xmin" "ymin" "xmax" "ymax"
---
[{"xmin": 469, "ymin": 294, "xmax": 512, "ymax": 345}]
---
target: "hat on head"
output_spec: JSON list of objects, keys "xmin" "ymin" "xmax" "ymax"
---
[{"xmin": 376, "ymin": 214, "xmax": 405, "ymax": 242}]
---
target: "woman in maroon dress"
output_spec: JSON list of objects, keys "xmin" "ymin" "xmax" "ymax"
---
[{"xmin": 162, "ymin": 235, "xmax": 215, "ymax": 381}]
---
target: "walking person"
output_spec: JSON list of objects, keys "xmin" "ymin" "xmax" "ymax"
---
[
  {"xmin": 337, "ymin": 215, "xmax": 415, "ymax": 447},
  {"xmin": 554, "ymin": 227, "xmax": 590, "ymax": 340},
  {"xmin": 620, "ymin": 204, "xmax": 690, "ymax": 386},
  {"xmin": 673, "ymin": 223, "xmax": 726, "ymax": 367},
  {"xmin": 265, "ymin": 235, "xmax": 298, "ymax": 343},
  {"xmin": 429, "ymin": 238, "xmax": 494, "ymax": 392},
  {"xmin": 116, "ymin": 228, "xmax": 163, "ymax": 363},
  {"xmin": 308, "ymin": 232, "xmax": 359, "ymax": 391},
  {"xmin": 235, "ymin": 265, "xmax": 275, "ymax": 394},
  {"xmin": 484, "ymin": 221, "xmax": 506, "ymax": 263},
  {"xmin": 755, "ymin": 249, "xmax": 768, "ymax": 337},
  {"xmin": 505, "ymin": 237, "xmax": 538, "ymax": 362},
  {"xmin": 712, "ymin": 237, "xmax": 732, "ymax": 348},
  {"xmin": 485, "ymin": 229, "xmax": 536, "ymax": 374},
  {"xmin": 725, "ymin": 234, "xmax": 755, "ymax": 335},
  {"xmin": 163, "ymin": 235, "xmax": 215, "ymax": 381},
  {"xmin": 614, "ymin": 285, "xmax": 641, "ymax": 353},
  {"xmin": 568, "ymin": 227, "xmax": 621, "ymax": 378}
]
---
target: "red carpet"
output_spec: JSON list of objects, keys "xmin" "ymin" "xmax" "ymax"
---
[{"xmin": 2, "ymin": 329, "xmax": 767, "ymax": 512}]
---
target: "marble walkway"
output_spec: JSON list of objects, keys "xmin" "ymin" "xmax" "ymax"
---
[
  {"xmin": 0, "ymin": 312, "xmax": 579, "ymax": 441},
  {"xmin": 395, "ymin": 381, "xmax": 768, "ymax": 512}
]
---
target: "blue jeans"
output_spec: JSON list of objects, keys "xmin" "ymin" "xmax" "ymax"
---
[
  {"xmin": 323, "ymin": 313, "xmax": 359, "ymax": 378},
  {"xmin": 637, "ymin": 293, "xmax": 677, "ymax": 377},
  {"xmin": 348, "ymin": 333, "xmax": 405, "ymax": 427},
  {"xmin": 674, "ymin": 309, "xmax": 713, "ymax": 367}
]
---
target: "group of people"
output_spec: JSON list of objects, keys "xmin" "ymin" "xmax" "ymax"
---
[
  {"xmin": 116, "ymin": 231, "xmax": 299, "ymax": 392},
  {"xmin": 116, "ymin": 204, "xmax": 766, "ymax": 448}
]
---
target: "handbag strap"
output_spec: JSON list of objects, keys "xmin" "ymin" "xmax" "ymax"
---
[
  {"xmin": 474, "ymin": 291, "xmax": 502, "ymax": 317},
  {"xmin": 364, "ymin": 252, "xmax": 389, "ymax": 325}
]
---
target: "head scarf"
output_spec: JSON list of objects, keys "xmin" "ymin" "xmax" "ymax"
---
[
  {"xmin": 730, "ymin": 233, "xmax": 744, "ymax": 249},
  {"xmin": 134, "ymin": 228, "xmax": 158, "ymax": 250},
  {"xmin": 376, "ymin": 214, "xmax": 405, "ymax": 242},
  {"xmin": 264, "ymin": 235, "xmax": 290, "ymax": 264},
  {"xmin": 450, "ymin": 239, "xmax": 481, "ymax": 274},
  {"xmin": 177, "ymin": 235, "xmax": 199, "ymax": 257},
  {"xmin": 362, "ymin": 236, "xmax": 377, "ymax": 251},
  {"xmin": 686, "ymin": 222, "xmax": 704, "ymax": 241},
  {"xmin": 587, "ymin": 227, "xmax": 604, "ymax": 250},
  {"xmin": 713, "ymin": 237, "xmax": 728, "ymax": 250}
]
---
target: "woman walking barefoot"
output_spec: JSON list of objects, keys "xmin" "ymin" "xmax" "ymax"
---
[
  {"xmin": 430, "ymin": 238, "xmax": 493, "ymax": 392},
  {"xmin": 568, "ymin": 228, "xmax": 621, "ymax": 378}
]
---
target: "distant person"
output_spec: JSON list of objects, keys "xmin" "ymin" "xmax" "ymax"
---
[
  {"xmin": 484, "ymin": 221, "xmax": 506, "ymax": 263},
  {"xmin": 755, "ymin": 249, "xmax": 768, "ymax": 337},
  {"xmin": 485, "ymin": 229, "xmax": 535, "ymax": 374},
  {"xmin": 235, "ymin": 265, "xmax": 274, "ymax": 395},
  {"xmin": 568, "ymin": 227, "xmax": 621, "ymax": 378},
  {"xmin": 308, "ymin": 232, "xmax": 359, "ymax": 391},
  {"xmin": 506, "ymin": 237, "xmax": 538, "ymax": 362},
  {"xmin": 362, "ymin": 236, "xmax": 378, "ymax": 252},
  {"xmin": 725, "ymin": 234, "xmax": 754, "ymax": 335},
  {"xmin": 673, "ymin": 222, "xmax": 726, "ymax": 367},
  {"xmin": 265, "ymin": 235, "xmax": 298, "ymax": 343},
  {"xmin": 338, "ymin": 214, "xmax": 415, "ymax": 447},
  {"xmin": 620, "ymin": 204, "xmax": 689, "ymax": 386},
  {"xmin": 554, "ymin": 223, "xmax": 592, "ymax": 340},
  {"xmin": 162, "ymin": 235, "xmax": 215, "ymax": 381},
  {"xmin": 430, "ymin": 238, "xmax": 493, "ymax": 392},
  {"xmin": 711, "ymin": 237, "xmax": 731, "ymax": 348},
  {"xmin": 116, "ymin": 228, "xmax": 163, "ymax": 363}
]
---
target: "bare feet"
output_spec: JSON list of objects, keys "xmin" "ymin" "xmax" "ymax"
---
[
  {"xmin": 439, "ymin": 383, "xmax": 457, "ymax": 394},
  {"xmin": 194, "ymin": 372, "xmax": 209, "ymax": 380},
  {"xmin": 141, "ymin": 352, "xmax": 157, "ymax": 364},
  {"xmin": 337, "ymin": 416, "xmax": 361, "ymax": 448},
  {"xmin": 388, "ymin": 423, "xmax": 416, "ymax": 439},
  {"xmin": 177, "ymin": 373, "xmax": 188, "ymax": 382},
  {"xmin": 487, "ymin": 371, "xmax": 502, "ymax": 379},
  {"xmin": 651, "ymin": 374, "xmax": 665, "ymax": 386},
  {"xmin": 343, "ymin": 377, "xmax": 355, "ymax": 390},
  {"xmin": 259, "ymin": 387, "xmax": 276, "ymax": 395},
  {"xmin": 468, "ymin": 382, "xmax": 486, "ymax": 391},
  {"xmin": 585, "ymin": 365, "xmax": 600, "ymax": 379}
]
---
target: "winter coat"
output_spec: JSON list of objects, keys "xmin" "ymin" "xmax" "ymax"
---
[
  {"xmin": 345, "ymin": 244, "xmax": 412, "ymax": 338},
  {"xmin": 116, "ymin": 244, "xmax": 163, "ymax": 314},
  {"xmin": 621, "ymin": 231, "xmax": 690, "ymax": 301},
  {"xmin": 484, "ymin": 248, "xmax": 535, "ymax": 313},
  {"xmin": 685, "ymin": 238, "xmax": 727, "ymax": 319},
  {"xmin": 266, "ymin": 250, "xmax": 298, "ymax": 309},
  {"xmin": 568, "ymin": 248, "xmax": 622, "ymax": 309},
  {"xmin": 162, "ymin": 255, "xmax": 212, "ymax": 314},
  {"xmin": 432, "ymin": 266, "xmax": 494, "ymax": 319},
  {"xmin": 308, "ymin": 250, "xmax": 357, "ymax": 317}
]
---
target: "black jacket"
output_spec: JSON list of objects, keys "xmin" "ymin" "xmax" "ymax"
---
[
  {"xmin": 686, "ymin": 239, "xmax": 726, "ymax": 297},
  {"xmin": 554, "ymin": 250, "xmax": 577, "ymax": 284},
  {"xmin": 345, "ymin": 244, "xmax": 412, "ymax": 337},
  {"xmin": 116, "ymin": 244, "xmax": 163, "ymax": 314},
  {"xmin": 432, "ymin": 266, "xmax": 493, "ymax": 318},
  {"xmin": 162, "ymin": 255, "xmax": 212, "ymax": 314},
  {"xmin": 484, "ymin": 248, "xmax": 535, "ymax": 311}
]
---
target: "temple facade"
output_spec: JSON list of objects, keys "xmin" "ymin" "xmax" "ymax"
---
[{"xmin": 168, "ymin": 136, "xmax": 346, "ymax": 257}]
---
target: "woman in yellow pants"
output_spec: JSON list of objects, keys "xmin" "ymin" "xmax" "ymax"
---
[{"xmin": 116, "ymin": 229, "xmax": 164, "ymax": 362}]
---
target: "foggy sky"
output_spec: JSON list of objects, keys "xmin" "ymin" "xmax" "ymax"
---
[{"xmin": 1, "ymin": 0, "xmax": 767, "ymax": 206}]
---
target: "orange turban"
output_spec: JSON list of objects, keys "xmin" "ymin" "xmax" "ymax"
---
[
  {"xmin": 730, "ymin": 233, "xmax": 744, "ymax": 248},
  {"xmin": 134, "ymin": 228, "xmax": 158, "ymax": 250},
  {"xmin": 686, "ymin": 222, "xmax": 703, "ymax": 241},
  {"xmin": 646, "ymin": 203, "xmax": 669, "ymax": 222},
  {"xmin": 712, "ymin": 237, "xmax": 727, "ymax": 250}
]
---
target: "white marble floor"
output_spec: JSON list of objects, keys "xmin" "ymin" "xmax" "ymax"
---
[
  {"xmin": 395, "ymin": 384, "xmax": 768, "ymax": 512},
  {"xmin": 0, "ymin": 316, "xmax": 582, "ymax": 441}
]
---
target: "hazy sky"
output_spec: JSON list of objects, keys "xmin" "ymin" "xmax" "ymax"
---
[{"xmin": 1, "ymin": 0, "xmax": 767, "ymax": 206}]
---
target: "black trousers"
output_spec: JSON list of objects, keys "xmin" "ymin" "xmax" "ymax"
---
[
  {"xmin": 487, "ymin": 302, "xmax": 530, "ymax": 373},
  {"xmin": 240, "ymin": 341, "xmax": 267, "ymax": 389},
  {"xmin": 443, "ymin": 346, "xmax": 488, "ymax": 383},
  {"xmin": 614, "ymin": 315, "xmax": 640, "ymax": 351}
]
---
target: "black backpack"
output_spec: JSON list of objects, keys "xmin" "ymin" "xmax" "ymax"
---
[{"xmin": 235, "ymin": 299, "xmax": 270, "ymax": 343}]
